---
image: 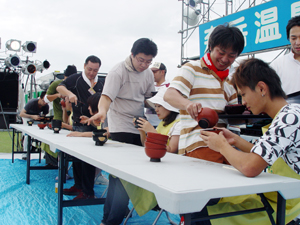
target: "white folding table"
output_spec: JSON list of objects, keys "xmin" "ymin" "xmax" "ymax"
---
[{"xmin": 10, "ymin": 124, "xmax": 300, "ymax": 225}]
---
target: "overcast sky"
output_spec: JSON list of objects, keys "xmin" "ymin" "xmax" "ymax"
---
[
  {"xmin": 1, "ymin": 0, "xmax": 275, "ymax": 84},
  {"xmin": 1, "ymin": 0, "xmax": 189, "ymax": 82}
]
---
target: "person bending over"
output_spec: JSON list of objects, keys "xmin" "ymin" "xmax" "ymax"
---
[{"xmin": 197, "ymin": 58, "xmax": 300, "ymax": 225}]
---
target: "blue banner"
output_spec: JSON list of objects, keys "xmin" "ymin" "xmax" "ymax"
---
[{"xmin": 199, "ymin": 0, "xmax": 300, "ymax": 57}]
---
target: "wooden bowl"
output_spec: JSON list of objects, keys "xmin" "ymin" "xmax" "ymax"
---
[
  {"xmin": 144, "ymin": 141, "xmax": 166, "ymax": 150},
  {"xmin": 197, "ymin": 107, "xmax": 219, "ymax": 129},
  {"xmin": 147, "ymin": 132, "xmax": 169, "ymax": 142},
  {"xmin": 145, "ymin": 147, "xmax": 167, "ymax": 162},
  {"xmin": 27, "ymin": 120, "xmax": 34, "ymax": 126},
  {"xmin": 60, "ymin": 99, "xmax": 66, "ymax": 107},
  {"xmin": 52, "ymin": 120, "xmax": 62, "ymax": 133},
  {"xmin": 92, "ymin": 129, "xmax": 108, "ymax": 146},
  {"xmin": 146, "ymin": 137, "xmax": 168, "ymax": 146},
  {"xmin": 37, "ymin": 123, "xmax": 47, "ymax": 129}
]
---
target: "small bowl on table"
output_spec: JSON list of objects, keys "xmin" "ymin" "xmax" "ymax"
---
[
  {"xmin": 144, "ymin": 147, "xmax": 167, "ymax": 162},
  {"xmin": 145, "ymin": 133, "xmax": 169, "ymax": 162},
  {"xmin": 37, "ymin": 123, "xmax": 47, "ymax": 129},
  {"xmin": 52, "ymin": 120, "xmax": 62, "ymax": 133},
  {"xmin": 93, "ymin": 129, "xmax": 108, "ymax": 146},
  {"xmin": 27, "ymin": 120, "xmax": 34, "ymax": 126}
]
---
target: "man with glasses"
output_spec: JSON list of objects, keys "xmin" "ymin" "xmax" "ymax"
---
[
  {"xmin": 88, "ymin": 38, "xmax": 157, "ymax": 225},
  {"xmin": 89, "ymin": 38, "xmax": 157, "ymax": 146},
  {"xmin": 56, "ymin": 55, "xmax": 106, "ymax": 200}
]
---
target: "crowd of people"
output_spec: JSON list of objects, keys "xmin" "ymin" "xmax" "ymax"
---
[{"xmin": 18, "ymin": 15, "xmax": 300, "ymax": 225}]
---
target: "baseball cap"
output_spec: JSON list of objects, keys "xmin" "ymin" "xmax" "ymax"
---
[{"xmin": 151, "ymin": 62, "xmax": 166, "ymax": 72}]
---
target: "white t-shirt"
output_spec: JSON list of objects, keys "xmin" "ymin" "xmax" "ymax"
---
[
  {"xmin": 270, "ymin": 51, "xmax": 300, "ymax": 96},
  {"xmin": 167, "ymin": 115, "xmax": 181, "ymax": 136}
]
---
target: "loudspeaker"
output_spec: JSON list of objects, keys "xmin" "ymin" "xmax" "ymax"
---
[{"xmin": 0, "ymin": 71, "xmax": 19, "ymax": 110}]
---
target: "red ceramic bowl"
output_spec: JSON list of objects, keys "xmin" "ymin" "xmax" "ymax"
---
[
  {"xmin": 47, "ymin": 123, "xmax": 52, "ymax": 129},
  {"xmin": 145, "ymin": 147, "xmax": 167, "ymax": 162},
  {"xmin": 144, "ymin": 141, "xmax": 166, "ymax": 150},
  {"xmin": 147, "ymin": 132, "xmax": 169, "ymax": 142},
  {"xmin": 38, "ymin": 123, "xmax": 47, "ymax": 129},
  {"xmin": 146, "ymin": 137, "xmax": 168, "ymax": 145},
  {"xmin": 197, "ymin": 107, "xmax": 219, "ymax": 129},
  {"xmin": 60, "ymin": 99, "xmax": 66, "ymax": 107}
]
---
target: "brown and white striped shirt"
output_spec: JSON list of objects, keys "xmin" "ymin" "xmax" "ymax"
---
[{"xmin": 169, "ymin": 59, "xmax": 237, "ymax": 154}]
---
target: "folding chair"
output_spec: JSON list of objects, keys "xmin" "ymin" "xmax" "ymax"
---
[{"xmin": 123, "ymin": 205, "xmax": 178, "ymax": 225}]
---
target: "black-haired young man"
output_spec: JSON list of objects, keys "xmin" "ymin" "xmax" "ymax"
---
[
  {"xmin": 164, "ymin": 24, "xmax": 244, "ymax": 163},
  {"xmin": 20, "ymin": 91, "xmax": 49, "ymax": 120},
  {"xmin": 89, "ymin": 38, "xmax": 157, "ymax": 146},
  {"xmin": 89, "ymin": 38, "xmax": 158, "ymax": 225}
]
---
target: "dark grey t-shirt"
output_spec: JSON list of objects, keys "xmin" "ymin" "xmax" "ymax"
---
[{"xmin": 24, "ymin": 98, "xmax": 49, "ymax": 115}]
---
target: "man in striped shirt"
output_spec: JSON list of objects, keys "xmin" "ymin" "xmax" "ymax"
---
[{"xmin": 164, "ymin": 24, "xmax": 244, "ymax": 163}]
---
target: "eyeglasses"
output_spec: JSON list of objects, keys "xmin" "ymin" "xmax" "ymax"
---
[{"xmin": 135, "ymin": 56, "xmax": 152, "ymax": 66}]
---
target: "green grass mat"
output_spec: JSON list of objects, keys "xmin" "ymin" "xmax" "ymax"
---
[{"xmin": 0, "ymin": 131, "xmax": 14, "ymax": 153}]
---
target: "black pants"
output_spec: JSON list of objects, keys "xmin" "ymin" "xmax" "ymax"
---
[
  {"xmin": 72, "ymin": 125, "xmax": 96, "ymax": 196},
  {"xmin": 110, "ymin": 132, "xmax": 142, "ymax": 146},
  {"xmin": 102, "ymin": 132, "xmax": 142, "ymax": 225},
  {"xmin": 45, "ymin": 152, "xmax": 58, "ymax": 166},
  {"xmin": 73, "ymin": 159, "xmax": 95, "ymax": 196}
]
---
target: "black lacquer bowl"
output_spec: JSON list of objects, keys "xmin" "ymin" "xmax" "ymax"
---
[
  {"xmin": 92, "ymin": 129, "xmax": 108, "ymax": 146},
  {"xmin": 52, "ymin": 120, "xmax": 62, "ymax": 133}
]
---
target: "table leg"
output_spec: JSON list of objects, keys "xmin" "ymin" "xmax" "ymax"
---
[
  {"xmin": 26, "ymin": 135, "xmax": 32, "ymax": 185},
  {"xmin": 57, "ymin": 151, "xmax": 65, "ymax": 225},
  {"xmin": 183, "ymin": 214, "xmax": 192, "ymax": 225},
  {"xmin": 276, "ymin": 192, "xmax": 286, "ymax": 225},
  {"xmin": 12, "ymin": 128, "xmax": 15, "ymax": 163}
]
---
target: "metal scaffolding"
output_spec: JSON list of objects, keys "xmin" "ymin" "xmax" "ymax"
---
[{"xmin": 178, "ymin": 0, "xmax": 289, "ymax": 66}]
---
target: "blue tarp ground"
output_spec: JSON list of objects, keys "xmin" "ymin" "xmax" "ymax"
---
[{"xmin": 0, "ymin": 159, "xmax": 180, "ymax": 225}]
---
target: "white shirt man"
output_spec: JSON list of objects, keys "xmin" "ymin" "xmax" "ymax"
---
[{"xmin": 270, "ymin": 16, "xmax": 300, "ymax": 96}]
